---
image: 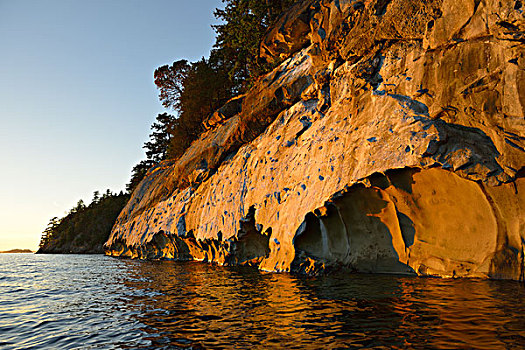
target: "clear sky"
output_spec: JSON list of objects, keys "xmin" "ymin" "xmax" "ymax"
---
[{"xmin": 0, "ymin": 0, "xmax": 223, "ymax": 251}]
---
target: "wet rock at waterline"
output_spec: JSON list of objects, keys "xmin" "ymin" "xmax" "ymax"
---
[{"xmin": 106, "ymin": 0, "xmax": 525, "ymax": 280}]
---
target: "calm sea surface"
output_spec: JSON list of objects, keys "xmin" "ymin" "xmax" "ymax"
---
[{"xmin": 1, "ymin": 254, "xmax": 524, "ymax": 349}]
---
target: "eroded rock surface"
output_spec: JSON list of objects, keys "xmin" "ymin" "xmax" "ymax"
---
[{"xmin": 106, "ymin": 0, "xmax": 525, "ymax": 280}]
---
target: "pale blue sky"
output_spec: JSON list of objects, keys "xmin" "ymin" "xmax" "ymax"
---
[{"xmin": 0, "ymin": 0, "xmax": 222, "ymax": 250}]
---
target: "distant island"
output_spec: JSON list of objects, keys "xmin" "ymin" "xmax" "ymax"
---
[{"xmin": 0, "ymin": 249, "xmax": 34, "ymax": 253}]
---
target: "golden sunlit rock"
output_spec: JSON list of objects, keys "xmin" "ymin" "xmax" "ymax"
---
[{"xmin": 106, "ymin": 0, "xmax": 524, "ymax": 280}]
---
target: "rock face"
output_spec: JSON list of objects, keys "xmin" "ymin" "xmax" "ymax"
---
[{"xmin": 106, "ymin": 0, "xmax": 525, "ymax": 280}]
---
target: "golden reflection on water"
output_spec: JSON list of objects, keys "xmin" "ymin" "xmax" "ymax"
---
[{"xmin": 122, "ymin": 260, "xmax": 525, "ymax": 349}]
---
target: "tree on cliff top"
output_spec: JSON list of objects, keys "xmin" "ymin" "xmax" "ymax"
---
[
  {"xmin": 126, "ymin": 1, "xmax": 297, "ymax": 194},
  {"xmin": 126, "ymin": 159, "xmax": 154, "ymax": 193},
  {"xmin": 126, "ymin": 112, "xmax": 176, "ymax": 193},
  {"xmin": 154, "ymin": 56, "xmax": 232, "ymax": 159},
  {"xmin": 143, "ymin": 112, "xmax": 176, "ymax": 163},
  {"xmin": 153, "ymin": 60, "xmax": 189, "ymax": 111},
  {"xmin": 149, "ymin": 0, "xmax": 296, "ymax": 159},
  {"xmin": 213, "ymin": 0, "xmax": 297, "ymax": 90},
  {"xmin": 154, "ymin": 0, "xmax": 297, "ymax": 112}
]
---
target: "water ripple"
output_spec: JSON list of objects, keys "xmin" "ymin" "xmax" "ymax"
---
[{"xmin": 1, "ymin": 255, "xmax": 524, "ymax": 349}]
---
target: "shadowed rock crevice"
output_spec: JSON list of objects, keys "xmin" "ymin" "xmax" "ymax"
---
[
  {"xmin": 292, "ymin": 180, "xmax": 416, "ymax": 275},
  {"xmin": 105, "ymin": 207, "xmax": 270, "ymax": 268},
  {"xmin": 231, "ymin": 206, "xmax": 271, "ymax": 266},
  {"xmin": 519, "ymin": 238, "xmax": 525, "ymax": 283},
  {"xmin": 289, "ymin": 167, "xmax": 523, "ymax": 279}
]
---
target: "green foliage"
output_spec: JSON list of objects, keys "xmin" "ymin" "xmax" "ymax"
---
[
  {"xmin": 126, "ymin": 159, "xmax": 155, "ymax": 193},
  {"xmin": 39, "ymin": 2, "xmax": 300, "ymax": 255},
  {"xmin": 153, "ymin": 57, "xmax": 233, "ymax": 160},
  {"xmin": 126, "ymin": 1, "xmax": 297, "ymax": 194},
  {"xmin": 39, "ymin": 217, "xmax": 59, "ymax": 249},
  {"xmin": 144, "ymin": 113, "xmax": 176, "ymax": 163},
  {"xmin": 38, "ymin": 191, "xmax": 129, "ymax": 254},
  {"xmin": 154, "ymin": 60, "xmax": 190, "ymax": 111},
  {"xmin": 126, "ymin": 112, "xmax": 175, "ymax": 194},
  {"xmin": 213, "ymin": 0, "xmax": 297, "ymax": 90}
]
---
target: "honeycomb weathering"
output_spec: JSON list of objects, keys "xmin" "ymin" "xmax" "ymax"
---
[{"xmin": 106, "ymin": 0, "xmax": 525, "ymax": 280}]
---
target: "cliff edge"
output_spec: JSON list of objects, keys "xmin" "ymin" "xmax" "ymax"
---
[{"xmin": 106, "ymin": 0, "xmax": 525, "ymax": 280}]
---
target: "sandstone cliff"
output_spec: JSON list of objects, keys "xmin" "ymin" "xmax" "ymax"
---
[{"xmin": 106, "ymin": 0, "xmax": 525, "ymax": 280}]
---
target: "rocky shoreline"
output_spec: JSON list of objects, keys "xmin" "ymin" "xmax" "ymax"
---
[{"xmin": 105, "ymin": 0, "xmax": 525, "ymax": 280}]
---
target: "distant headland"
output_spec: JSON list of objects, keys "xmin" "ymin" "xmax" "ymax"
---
[{"xmin": 0, "ymin": 249, "xmax": 34, "ymax": 253}]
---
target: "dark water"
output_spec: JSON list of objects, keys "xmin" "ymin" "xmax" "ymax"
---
[{"xmin": 1, "ymin": 255, "xmax": 524, "ymax": 349}]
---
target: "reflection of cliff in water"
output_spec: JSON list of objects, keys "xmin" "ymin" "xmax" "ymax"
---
[{"xmin": 122, "ymin": 260, "xmax": 525, "ymax": 349}]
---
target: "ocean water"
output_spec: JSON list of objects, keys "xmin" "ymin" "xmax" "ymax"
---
[{"xmin": 1, "ymin": 254, "xmax": 524, "ymax": 349}]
